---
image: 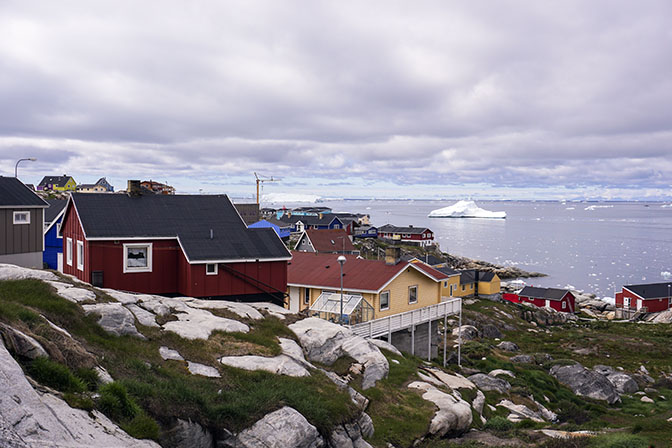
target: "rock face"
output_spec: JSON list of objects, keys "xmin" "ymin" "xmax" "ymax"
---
[
  {"xmin": 289, "ymin": 318, "xmax": 388, "ymax": 389},
  {"xmin": 219, "ymin": 338, "xmax": 313, "ymax": 377},
  {"xmin": 550, "ymin": 363, "xmax": 620, "ymax": 404},
  {"xmin": 451, "ymin": 325, "xmax": 479, "ymax": 341},
  {"xmin": 47, "ymin": 281, "xmax": 97, "ymax": 303},
  {"xmin": 481, "ymin": 324, "xmax": 502, "ymax": 339},
  {"xmin": 510, "ymin": 354, "xmax": 534, "ymax": 364},
  {"xmin": 408, "ymin": 382, "xmax": 472, "ymax": 437},
  {"xmin": 0, "ymin": 324, "xmax": 48, "ymax": 359},
  {"xmin": 468, "ymin": 373, "xmax": 511, "ymax": 394},
  {"xmin": 0, "ymin": 339, "xmax": 159, "ymax": 448},
  {"xmin": 161, "ymin": 418, "xmax": 214, "ymax": 448},
  {"xmin": 82, "ymin": 303, "xmax": 144, "ymax": 338},
  {"xmin": 125, "ymin": 304, "xmax": 159, "ymax": 327},
  {"xmin": 497, "ymin": 341, "xmax": 519, "ymax": 352},
  {"xmin": 226, "ymin": 407, "xmax": 324, "ymax": 448},
  {"xmin": 328, "ymin": 413, "xmax": 374, "ymax": 448},
  {"xmin": 0, "ymin": 264, "xmax": 58, "ymax": 281}
]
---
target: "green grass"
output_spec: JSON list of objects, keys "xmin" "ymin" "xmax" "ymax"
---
[
  {"xmin": 589, "ymin": 433, "xmax": 649, "ymax": 448},
  {"xmin": 27, "ymin": 357, "xmax": 86, "ymax": 393},
  {"xmin": 228, "ymin": 317, "xmax": 296, "ymax": 355},
  {"xmin": 483, "ymin": 415, "xmax": 513, "ymax": 432}
]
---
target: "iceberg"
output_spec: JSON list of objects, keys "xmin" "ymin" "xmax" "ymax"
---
[{"xmin": 428, "ymin": 200, "xmax": 506, "ymax": 219}]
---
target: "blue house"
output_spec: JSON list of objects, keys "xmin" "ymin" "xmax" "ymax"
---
[
  {"xmin": 248, "ymin": 219, "xmax": 291, "ymax": 239},
  {"xmin": 43, "ymin": 199, "xmax": 67, "ymax": 270}
]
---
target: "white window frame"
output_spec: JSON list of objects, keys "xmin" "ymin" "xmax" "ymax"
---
[
  {"xmin": 56, "ymin": 223, "xmax": 62, "ymax": 238},
  {"xmin": 13, "ymin": 211, "xmax": 30, "ymax": 225},
  {"xmin": 66, "ymin": 238, "xmax": 73, "ymax": 266},
  {"xmin": 206, "ymin": 263, "xmax": 218, "ymax": 275},
  {"xmin": 123, "ymin": 243, "xmax": 153, "ymax": 273},
  {"xmin": 380, "ymin": 290, "xmax": 390, "ymax": 311},
  {"xmin": 408, "ymin": 285, "xmax": 418, "ymax": 304},
  {"xmin": 76, "ymin": 240, "xmax": 84, "ymax": 271},
  {"xmin": 562, "ymin": 301, "xmax": 567, "ymax": 309}
]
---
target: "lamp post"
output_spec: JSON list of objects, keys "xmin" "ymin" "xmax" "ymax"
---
[
  {"xmin": 668, "ymin": 284, "xmax": 671, "ymax": 310},
  {"xmin": 338, "ymin": 255, "xmax": 346, "ymax": 325},
  {"xmin": 15, "ymin": 158, "xmax": 37, "ymax": 178}
]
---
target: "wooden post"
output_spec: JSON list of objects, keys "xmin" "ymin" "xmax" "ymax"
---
[
  {"xmin": 369, "ymin": 321, "xmax": 372, "ymax": 338},
  {"xmin": 427, "ymin": 319, "xmax": 431, "ymax": 361},
  {"xmin": 387, "ymin": 317, "xmax": 392, "ymax": 343},
  {"xmin": 458, "ymin": 298, "xmax": 462, "ymax": 367},
  {"xmin": 411, "ymin": 312, "xmax": 415, "ymax": 356},
  {"xmin": 443, "ymin": 313, "xmax": 447, "ymax": 367}
]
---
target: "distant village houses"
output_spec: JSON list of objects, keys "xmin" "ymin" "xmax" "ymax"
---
[
  {"xmin": 378, "ymin": 224, "xmax": 434, "ymax": 247},
  {"xmin": 140, "ymin": 180, "xmax": 175, "ymax": 195},
  {"xmin": 77, "ymin": 177, "xmax": 114, "ymax": 193},
  {"xmin": 37, "ymin": 175, "xmax": 77, "ymax": 192}
]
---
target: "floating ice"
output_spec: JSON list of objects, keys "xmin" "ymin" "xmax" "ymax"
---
[
  {"xmin": 584, "ymin": 205, "xmax": 614, "ymax": 211},
  {"xmin": 662, "ymin": 271, "xmax": 672, "ymax": 280},
  {"xmin": 428, "ymin": 200, "xmax": 506, "ymax": 219}
]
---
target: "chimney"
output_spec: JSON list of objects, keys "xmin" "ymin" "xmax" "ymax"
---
[
  {"xmin": 474, "ymin": 270, "xmax": 479, "ymax": 298},
  {"xmin": 127, "ymin": 180, "xmax": 142, "ymax": 197},
  {"xmin": 385, "ymin": 247, "xmax": 401, "ymax": 265}
]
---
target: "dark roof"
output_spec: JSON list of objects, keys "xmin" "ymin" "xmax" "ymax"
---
[
  {"xmin": 624, "ymin": 282, "xmax": 672, "ymax": 299},
  {"xmin": 303, "ymin": 229, "xmax": 356, "ymax": 252},
  {"xmin": 278, "ymin": 214, "xmax": 342, "ymax": 226},
  {"xmin": 38, "ymin": 176, "xmax": 73, "ymax": 188},
  {"xmin": 45, "ymin": 199, "xmax": 68, "ymax": 222},
  {"xmin": 519, "ymin": 286, "xmax": 572, "ymax": 301},
  {"xmin": 293, "ymin": 206, "xmax": 332, "ymax": 213},
  {"xmin": 266, "ymin": 217, "xmax": 292, "ymax": 228},
  {"xmin": 434, "ymin": 265, "xmax": 461, "ymax": 277},
  {"xmin": 68, "ymin": 193, "xmax": 290, "ymax": 262},
  {"xmin": 0, "ymin": 177, "xmax": 49, "ymax": 207},
  {"xmin": 378, "ymin": 224, "xmax": 431, "ymax": 235},
  {"xmin": 459, "ymin": 270, "xmax": 496, "ymax": 284},
  {"xmin": 404, "ymin": 254, "xmax": 446, "ymax": 266}
]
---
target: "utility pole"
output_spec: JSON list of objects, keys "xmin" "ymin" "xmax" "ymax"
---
[{"xmin": 254, "ymin": 172, "xmax": 280, "ymax": 205}]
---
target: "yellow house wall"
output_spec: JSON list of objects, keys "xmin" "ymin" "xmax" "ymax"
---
[
  {"xmin": 440, "ymin": 276, "xmax": 460, "ymax": 299},
  {"xmin": 478, "ymin": 275, "xmax": 501, "ymax": 295},
  {"xmin": 54, "ymin": 179, "xmax": 76, "ymax": 191},
  {"xmin": 371, "ymin": 267, "xmax": 440, "ymax": 319}
]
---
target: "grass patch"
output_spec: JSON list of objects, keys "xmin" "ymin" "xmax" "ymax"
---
[
  {"xmin": 27, "ymin": 357, "xmax": 86, "ymax": 393},
  {"xmin": 483, "ymin": 415, "xmax": 513, "ymax": 432},
  {"xmin": 589, "ymin": 433, "xmax": 649, "ymax": 448},
  {"xmin": 120, "ymin": 414, "xmax": 160, "ymax": 441},
  {"xmin": 228, "ymin": 317, "xmax": 295, "ymax": 356},
  {"xmin": 63, "ymin": 392, "xmax": 95, "ymax": 411}
]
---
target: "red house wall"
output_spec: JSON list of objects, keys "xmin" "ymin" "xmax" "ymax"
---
[
  {"xmin": 615, "ymin": 288, "xmax": 669, "ymax": 312},
  {"xmin": 518, "ymin": 293, "xmax": 575, "ymax": 313},
  {"xmin": 184, "ymin": 260, "xmax": 287, "ymax": 299},
  {"xmin": 61, "ymin": 203, "xmax": 88, "ymax": 282}
]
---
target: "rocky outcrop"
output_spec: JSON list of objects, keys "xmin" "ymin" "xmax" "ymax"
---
[
  {"xmin": 223, "ymin": 407, "xmax": 324, "ymax": 448},
  {"xmin": 550, "ymin": 363, "xmax": 620, "ymax": 404},
  {"xmin": 451, "ymin": 325, "xmax": 478, "ymax": 341},
  {"xmin": 160, "ymin": 299, "xmax": 249, "ymax": 340},
  {"xmin": 0, "ymin": 324, "xmax": 48, "ymax": 359},
  {"xmin": 0, "ymin": 264, "xmax": 58, "ymax": 281},
  {"xmin": 219, "ymin": 338, "xmax": 313, "ymax": 377},
  {"xmin": 125, "ymin": 304, "xmax": 159, "ymax": 328},
  {"xmin": 422, "ymin": 368, "xmax": 476, "ymax": 390},
  {"xmin": 593, "ymin": 365, "xmax": 638, "ymax": 394},
  {"xmin": 47, "ymin": 281, "xmax": 96, "ymax": 303},
  {"xmin": 497, "ymin": 341, "xmax": 519, "ymax": 352},
  {"xmin": 0, "ymin": 339, "xmax": 159, "ymax": 448},
  {"xmin": 328, "ymin": 413, "xmax": 374, "ymax": 448},
  {"xmin": 161, "ymin": 418, "xmax": 214, "ymax": 448},
  {"xmin": 289, "ymin": 318, "xmax": 388, "ymax": 389},
  {"xmin": 481, "ymin": 324, "xmax": 502, "ymax": 339},
  {"xmin": 510, "ymin": 354, "xmax": 534, "ymax": 364},
  {"xmin": 82, "ymin": 303, "xmax": 145, "ymax": 338},
  {"xmin": 468, "ymin": 373, "xmax": 511, "ymax": 394},
  {"xmin": 408, "ymin": 382, "xmax": 472, "ymax": 437}
]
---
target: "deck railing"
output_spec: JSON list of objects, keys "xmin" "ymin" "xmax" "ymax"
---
[{"xmin": 349, "ymin": 298, "xmax": 461, "ymax": 339}]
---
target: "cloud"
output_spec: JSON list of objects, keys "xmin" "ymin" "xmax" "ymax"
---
[{"xmin": 0, "ymin": 1, "xmax": 671, "ymax": 199}]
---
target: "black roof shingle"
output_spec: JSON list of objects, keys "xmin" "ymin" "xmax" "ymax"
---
[
  {"xmin": 45, "ymin": 199, "xmax": 68, "ymax": 223},
  {"xmin": 0, "ymin": 177, "xmax": 49, "ymax": 207},
  {"xmin": 459, "ymin": 270, "xmax": 496, "ymax": 284},
  {"xmin": 519, "ymin": 286, "xmax": 572, "ymax": 301},
  {"xmin": 38, "ymin": 176, "xmax": 73, "ymax": 188},
  {"xmin": 624, "ymin": 282, "xmax": 672, "ymax": 299},
  {"xmin": 378, "ymin": 224, "xmax": 431, "ymax": 235},
  {"xmin": 69, "ymin": 193, "xmax": 290, "ymax": 262}
]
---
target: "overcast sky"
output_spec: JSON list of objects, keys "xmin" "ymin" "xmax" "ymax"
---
[{"xmin": 1, "ymin": 1, "xmax": 671, "ymax": 200}]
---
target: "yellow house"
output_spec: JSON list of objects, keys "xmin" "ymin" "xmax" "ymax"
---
[
  {"xmin": 287, "ymin": 250, "xmax": 452, "ymax": 322},
  {"xmin": 37, "ymin": 175, "xmax": 77, "ymax": 192},
  {"xmin": 453, "ymin": 270, "xmax": 501, "ymax": 297},
  {"xmin": 410, "ymin": 258, "xmax": 461, "ymax": 299}
]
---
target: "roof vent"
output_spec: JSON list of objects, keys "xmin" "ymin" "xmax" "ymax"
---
[{"xmin": 210, "ymin": 229, "xmax": 214, "ymax": 239}]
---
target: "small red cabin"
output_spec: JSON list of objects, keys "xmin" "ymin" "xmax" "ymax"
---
[
  {"xmin": 61, "ymin": 188, "xmax": 291, "ymax": 303},
  {"xmin": 516, "ymin": 286, "xmax": 575, "ymax": 313},
  {"xmin": 377, "ymin": 224, "xmax": 434, "ymax": 247},
  {"xmin": 615, "ymin": 283, "xmax": 671, "ymax": 313}
]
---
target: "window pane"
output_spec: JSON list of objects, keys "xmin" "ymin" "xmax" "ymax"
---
[
  {"xmin": 380, "ymin": 291, "xmax": 389, "ymax": 309},
  {"xmin": 127, "ymin": 247, "xmax": 148, "ymax": 267}
]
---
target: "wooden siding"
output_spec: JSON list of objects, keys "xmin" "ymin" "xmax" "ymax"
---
[
  {"xmin": 616, "ymin": 288, "xmax": 669, "ymax": 313},
  {"xmin": 0, "ymin": 209, "xmax": 43, "ymax": 255}
]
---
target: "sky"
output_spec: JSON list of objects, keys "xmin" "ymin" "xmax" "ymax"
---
[{"xmin": 1, "ymin": 1, "xmax": 671, "ymax": 201}]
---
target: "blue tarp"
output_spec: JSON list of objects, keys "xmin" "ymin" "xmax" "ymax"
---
[{"xmin": 249, "ymin": 219, "xmax": 291, "ymax": 239}]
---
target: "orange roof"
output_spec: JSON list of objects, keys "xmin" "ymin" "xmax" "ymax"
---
[
  {"xmin": 288, "ymin": 251, "xmax": 442, "ymax": 293},
  {"xmin": 303, "ymin": 228, "xmax": 356, "ymax": 252}
]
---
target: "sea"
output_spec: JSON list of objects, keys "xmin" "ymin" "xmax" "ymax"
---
[{"xmin": 272, "ymin": 199, "xmax": 672, "ymax": 299}]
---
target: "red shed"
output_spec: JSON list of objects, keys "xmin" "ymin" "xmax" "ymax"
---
[
  {"xmin": 61, "ymin": 187, "xmax": 291, "ymax": 304},
  {"xmin": 517, "ymin": 286, "xmax": 575, "ymax": 313},
  {"xmin": 615, "ymin": 282, "xmax": 671, "ymax": 313},
  {"xmin": 377, "ymin": 224, "xmax": 434, "ymax": 247}
]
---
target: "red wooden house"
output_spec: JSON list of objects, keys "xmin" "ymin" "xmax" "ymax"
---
[
  {"xmin": 516, "ymin": 286, "xmax": 576, "ymax": 313},
  {"xmin": 615, "ymin": 282, "xmax": 671, "ymax": 313},
  {"xmin": 60, "ymin": 187, "xmax": 291, "ymax": 303},
  {"xmin": 377, "ymin": 224, "xmax": 434, "ymax": 247}
]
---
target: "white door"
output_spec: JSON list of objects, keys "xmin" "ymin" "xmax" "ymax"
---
[
  {"xmin": 636, "ymin": 299, "xmax": 642, "ymax": 311},
  {"xmin": 57, "ymin": 253, "xmax": 63, "ymax": 272},
  {"xmin": 545, "ymin": 300, "xmax": 550, "ymax": 308},
  {"xmin": 624, "ymin": 297, "xmax": 631, "ymax": 309},
  {"xmin": 288, "ymin": 287, "xmax": 300, "ymax": 313}
]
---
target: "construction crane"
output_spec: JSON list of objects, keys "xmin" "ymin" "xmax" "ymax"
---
[{"xmin": 254, "ymin": 172, "xmax": 280, "ymax": 205}]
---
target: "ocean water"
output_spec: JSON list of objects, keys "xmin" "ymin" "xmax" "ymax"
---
[{"xmin": 277, "ymin": 199, "xmax": 672, "ymax": 299}]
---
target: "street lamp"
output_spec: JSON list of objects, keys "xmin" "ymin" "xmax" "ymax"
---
[
  {"xmin": 338, "ymin": 255, "xmax": 346, "ymax": 325},
  {"xmin": 15, "ymin": 158, "xmax": 37, "ymax": 178}
]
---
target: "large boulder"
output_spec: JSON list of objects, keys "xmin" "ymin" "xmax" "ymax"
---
[
  {"xmin": 510, "ymin": 354, "xmax": 534, "ymax": 364},
  {"xmin": 161, "ymin": 419, "xmax": 214, "ymax": 448},
  {"xmin": 607, "ymin": 372, "xmax": 638, "ymax": 394},
  {"xmin": 468, "ymin": 373, "xmax": 511, "ymax": 394},
  {"xmin": 550, "ymin": 363, "xmax": 620, "ymax": 404},
  {"xmin": 451, "ymin": 325, "xmax": 479, "ymax": 341},
  {"xmin": 408, "ymin": 382, "xmax": 472, "ymax": 437},
  {"xmin": 497, "ymin": 341, "xmax": 519, "ymax": 352},
  {"xmin": 289, "ymin": 318, "xmax": 388, "ymax": 389},
  {"xmin": 481, "ymin": 324, "xmax": 502, "ymax": 339},
  {"xmin": 0, "ymin": 339, "xmax": 159, "ymax": 448},
  {"xmin": 226, "ymin": 407, "xmax": 324, "ymax": 448},
  {"xmin": 0, "ymin": 324, "xmax": 48, "ymax": 359},
  {"xmin": 82, "ymin": 303, "xmax": 145, "ymax": 338}
]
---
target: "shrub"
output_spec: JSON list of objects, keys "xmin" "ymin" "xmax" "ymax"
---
[
  {"xmin": 121, "ymin": 414, "xmax": 160, "ymax": 441},
  {"xmin": 556, "ymin": 399, "xmax": 591, "ymax": 425},
  {"xmin": 27, "ymin": 357, "xmax": 86, "ymax": 393},
  {"xmin": 98, "ymin": 382, "xmax": 141, "ymax": 421},
  {"xmin": 75, "ymin": 367, "xmax": 100, "ymax": 391},
  {"xmin": 63, "ymin": 393, "xmax": 95, "ymax": 411},
  {"xmin": 483, "ymin": 416, "xmax": 513, "ymax": 432}
]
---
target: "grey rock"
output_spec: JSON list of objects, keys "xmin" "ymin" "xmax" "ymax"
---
[
  {"xmin": 0, "ymin": 324, "xmax": 48, "ymax": 359},
  {"xmin": 641, "ymin": 396, "xmax": 654, "ymax": 403},
  {"xmin": 329, "ymin": 414, "xmax": 374, "ymax": 448},
  {"xmin": 468, "ymin": 373, "xmax": 511, "ymax": 394},
  {"xmin": 452, "ymin": 325, "xmax": 479, "ymax": 341},
  {"xmin": 645, "ymin": 387, "xmax": 658, "ymax": 395},
  {"xmin": 125, "ymin": 304, "xmax": 159, "ymax": 327},
  {"xmin": 408, "ymin": 382, "xmax": 472, "ymax": 437},
  {"xmin": 472, "ymin": 390, "xmax": 486, "ymax": 416},
  {"xmin": 187, "ymin": 362, "xmax": 221, "ymax": 378},
  {"xmin": 161, "ymin": 419, "xmax": 214, "ymax": 448},
  {"xmin": 94, "ymin": 366, "xmax": 114, "ymax": 384},
  {"xmin": 510, "ymin": 354, "xmax": 534, "ymax": 364},
  {"xmin": 550, "ymin": 363, "xmax": 620, "ymax": 404},
  {"xmin": 230, "ymin": 407, "xmax": 324, "ymax": 448},
  {"xmin": 593, "ymin": 365, "xmax": 615, "ymax": 376},
  {"xmin": 533, "ymin": 353, "xmax": 554, "ymax": 363},
  {"xmin": 82, "ymin": 303, "xmax": 145, "ymax": 338},
  {"xmin": 608, "ymin": 373, "xmax": 639, "ymax": 394},
  {"xmin": 481, "ymin": 324, "xmax": 502, "ymax": 339},
  {"xmin": 497, "ymin": 341, "xmax": 519, "ymax": 352},
  {"xmin": 497, "ymin": 399, "xmax": 544, "ymax": 423},
  {"xmin": 160, "ymin": 346, "xmax": 185, "ymax": 361}
]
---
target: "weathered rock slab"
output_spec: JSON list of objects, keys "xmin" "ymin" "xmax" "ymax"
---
[
  {"xmin": 160, "ymin": 346, "xmax": 185, "ymax": 361},
  {"xmin": 468, "ymin": 373, "xmax": 511, "ymax": 394},
  {"xmin": 125, "ymin": 304, "xmax": 159, "ymax": 327},
  {"xmin": 187, "ymin": 362, "xmax": 221, "ymax": 378},
  {"xmin": 408, "ymin": 382, "xmax": 472, "ymax": 437},
  {"xmin": 47, "ymin": 281, "xmax": 96, "ymax": 303},
  {"xmin": 82, "ymin": 303, "xmax": 144, "ymax": 338},
  {"xmin": 550, "ymin": 363, "xmax": 620, "ymax": 404},
  {"xmin": 0, "ymin": 324, "xmax": 48, "ymax": 359},
  {"xmin": 227, "ymin": 407, "xmax": 324, "ymax": 448},
  {"xmin": 0, "ymin": 264, "xmax": 58, "ymax": 281}
]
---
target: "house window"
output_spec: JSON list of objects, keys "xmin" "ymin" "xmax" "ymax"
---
[
  {"xmin": 56, "ymin": 223, "xmax": 62, "ymax": 238},
  {"xmin": 13, "ymin": 211, "xmax": 30, "ymax": 224},
  {"xmin": 206, "ymin": 263, "xmax": 218, "ymax": 275},
  {"xmin": 408, "ymin": 285, "xmax": 418, "ymax": 304},
  {"xmin": 66, "ymin": 238, "xmax": 73, "ymax": 266},
  {"xmin": 76, "ymin": 240, "xmax": 84, "ymax": 271},
  {"xmin": 450, "ymin": 284, "xmax": 454, "ymax": 296},
  {"xmin": 123, "ymin": 243, "xmax": 153, "ymax": 273},
  {"xmin": 303, "ymin": 288, "xmax": 310, "ymax": 305},
  {"xmin": 380, "ymin": 291, "xmax": 390, "ymax": 310},
  {"xmin": 462, "ymin": 285, "xmax": 465, "ymax": 291},
  {"xmin": 443, "ymin": 281, "xmax": 448, "ymax": 288},
  {"xmin": 562, "ymin": 301, "xmax": 567, "ymax": 309}
]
